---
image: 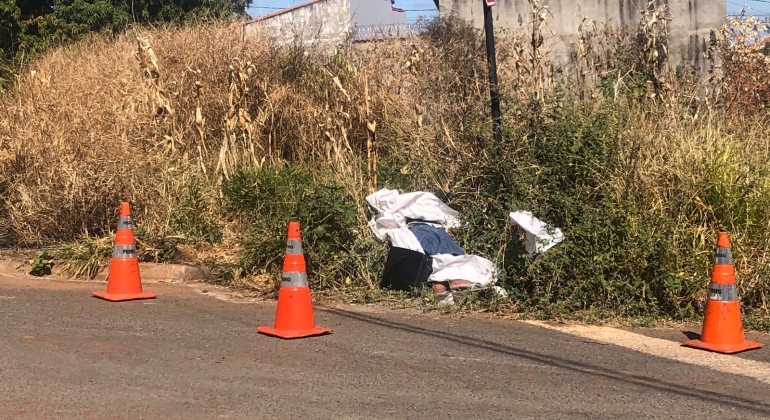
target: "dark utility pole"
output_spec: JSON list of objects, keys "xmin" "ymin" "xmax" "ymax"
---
[{"xmin": 483, "ymin": 0, "xmax": 502, "ymax": 143}]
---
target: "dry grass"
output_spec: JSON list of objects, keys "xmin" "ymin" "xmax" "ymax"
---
[
  {"xmin": 1, "ymin": 6, "xmax": 770, "ymax": 321},
  {"xmin": 0, "ymin": 18, "xmax": 493, "ymax": 244}
]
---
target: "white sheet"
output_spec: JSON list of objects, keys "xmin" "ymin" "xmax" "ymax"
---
[
  {"xmin": 367, "ymin": 188, "xmax": 505, "ymax": 298},
  {"xmin": 384, "ymin": 228, "xmax": 425, "ymax": 253},
  {"xmin": 366, "ymin": 188, "xmax": 463, "ymax": 241},
  {"xmin": 428, "ymin": 254, "xmax": 499, "ymax": 286}
]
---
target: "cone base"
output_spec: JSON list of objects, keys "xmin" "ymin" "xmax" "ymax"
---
[
  {"xmin": 681, "ymin": 338, "xmax": 763, "ymax": 354},
  {"xmin": 257, "ymin": 325, "xmax": 331, "ymax": 339},
  {"xmin": 92, "ymin": 291, "xmax": 157, "ymax": 302}
]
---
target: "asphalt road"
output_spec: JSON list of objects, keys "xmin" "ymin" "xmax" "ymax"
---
[{"xmin": 1, "ymin": 275, "xmax": 770, "ymax": 420}]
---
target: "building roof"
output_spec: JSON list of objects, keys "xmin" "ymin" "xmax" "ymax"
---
[{"xmin": 747, "ymin": 37, "xmax": 770, "ymax": 51}]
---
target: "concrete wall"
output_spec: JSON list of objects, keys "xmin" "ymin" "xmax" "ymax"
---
[
  {"xmin": 350, "ymin": 0, "xmax": 406, "ymax": 26},
  {"xmin": 350, "ymin": 0, "xmax": 408, "ymax": 41},
  {"xmin": 243, "ymin": 0, "xmax": 352, "ymax": 51},
  {"xmin": 440, "ymin": 0, "xmax": 726, "ymax": 71}
]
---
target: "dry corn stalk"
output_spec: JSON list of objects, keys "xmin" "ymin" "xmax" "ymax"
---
[
  {"xmin": 364, "ymin": 69, "xmax": 377, "ymax": 194},
  {"xmin": 527, "ymin": 0, "xmax": 553, "ymax": 102},
  {"xmin": 638, "ymin": 0, "xmax": 671, "ymax": 97},
  {"xmin": 216, "ymin": 58, "xmax": 262, "ymax": 180},
  {"xmin": 193, "ymin": 77, "xmax": 208, "ymax": 175},
  {"xmin": 135, "ymin": 36, "xmax": 176, "ymax": 153}
]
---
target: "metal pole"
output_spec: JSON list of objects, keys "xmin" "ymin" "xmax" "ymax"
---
[{"xmin": 483, "ymin": 1, "xmax": 502, "ymax": 143}]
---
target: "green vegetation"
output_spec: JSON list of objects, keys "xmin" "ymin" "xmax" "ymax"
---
[
  {"xmin": 27, "ymin": 250, "xmax": 54, "ymax": 276},
  {"xmin": 0, "ymin": 0, "xmax": 251, "ymax": 89}
]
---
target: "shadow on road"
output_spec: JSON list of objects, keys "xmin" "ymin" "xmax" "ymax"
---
[
  {"xmin": 321, "ymin": 307, "xmax": 770, "ymax": 416},
  {"xmin": 682, "ymin": 331, "xmax": 701, "ymax": 340}
]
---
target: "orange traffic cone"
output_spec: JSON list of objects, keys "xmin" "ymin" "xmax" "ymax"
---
[
  {"xmin": 682, "ymin": 231, "xmax": 762, "ymax": 354},
  {"xmin": 257, "ymin": 221, "xmax": 330, "ymax": 339},
  {"xmin": 92, "ymin": 202, "xmax": 157, "ymax": 302}
]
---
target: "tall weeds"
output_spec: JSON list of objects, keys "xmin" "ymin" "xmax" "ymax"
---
[{"xmin": 1, "ymin": 10, "xmax": 770, "ymax": 321}]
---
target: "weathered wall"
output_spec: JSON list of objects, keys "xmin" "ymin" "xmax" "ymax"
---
[
  {"xmin": 440, "ymin": 0, "xmax": 726, "ymax": 71},
  {"xmin": 243, "ymin": 0, "xmax": 352, "ymax": 51},
  {"xmin": 349, "ymin": 0, "xmax": 408, "ymax": 41},
  {"xmin": 350, "ymin": 0, "xmax": 406, "ymax": 26}
]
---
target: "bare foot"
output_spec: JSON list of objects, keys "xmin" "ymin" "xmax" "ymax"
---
[{"xmin": 432, "ymin": 282, "xmax": 449, "ymax": 294}]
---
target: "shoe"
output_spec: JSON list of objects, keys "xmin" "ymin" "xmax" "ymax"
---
[{"xmin": 434, "ymin": 291, "xmax": 455, "ymax": 305}]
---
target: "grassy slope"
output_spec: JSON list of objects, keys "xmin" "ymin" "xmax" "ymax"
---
[{"xmin": 1, "ymin": 13, "xmax": 770, "ymax": 326}]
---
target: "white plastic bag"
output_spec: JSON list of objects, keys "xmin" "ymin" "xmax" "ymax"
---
[{"xmin": 509, "ymin": 211, "xmax": 564, "ymax": 258}]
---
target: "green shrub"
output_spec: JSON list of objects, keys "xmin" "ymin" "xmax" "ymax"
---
[
  {"xmin": 445, "ymin": 99, "xmax": 714, "ymax": 319},
  {"xmin": 54, "ymin": 236, "xmax": 113, "ymax": 279},
  {"xmin": 167, "ymin": 180, "xmax": 222, "ymax": 244},
  {"xmin": 222, "ymin": 165, "xmax": 377, "ymax": 289}
]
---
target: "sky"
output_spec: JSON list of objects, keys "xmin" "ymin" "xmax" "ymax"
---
[
  {"xmin": 246, "ymin": 1, "xmax": 770, "ymax": 25},
  {"xmin": 728, "ymin": 0, "xmax": 770, "ymax": 16}
]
